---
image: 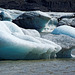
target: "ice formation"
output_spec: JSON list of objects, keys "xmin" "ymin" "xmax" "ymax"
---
[
  {"xmin": 0, "ymin": 8, "xmax": 75, "ymax": 59},
  {"xmin": 0, "ymin": 8, "xmax": 24, "ymax": 20},
  {"xmin": 51, "ymin": 25, "xmax": 75, "ymax": 38},
  {"xmin": 13, "ymin": 11, "xmax": 51, "ymax": 32},
  {"xmin": 0, "ymin": 11, "xmax": 12, "ymax": 21},
  {"xmin": 41, "ymin": 33, "xmax": 75, "ymax": 58},
  {"xmin": 21, "ymin": 28, "xmax": 40, "ymax": 37},
  {"xmin": 0, "ymin": 21, "xmax": 61, "ymax": 60},
  {"xmin": 58, "ymin": 18, "xmax": 75, "ymax": 27},
  {"xmin": 47, "ymin": 12, "xmax": 74, "ymax": 19}
]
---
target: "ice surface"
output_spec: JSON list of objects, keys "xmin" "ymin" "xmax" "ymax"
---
[
  {"xmin": 0, "ymin": 21, "xmax": 61, "ymax": 60},
  {"xmin": 41, "ymin": 33, "xmax": 75, "ymax": 58},
  {"xmin": 42, "ymin": 18, "xmax": 58, "ymax": 32},
  {"xmin": 0, "ymin": 11, "xmax": 12, "ymax": 21},
  {"xmin": 13, "ymin": 11, "xmax": 51, "ymax": 32},
  {"xmin": 47, "ymin": 12, "xmax": 74, "ymax": 19},
  {"xmin": 58, "ymin": 18, "xmax": 75, "ymax": 27},
  {"xmin": 21, "ymin": 28, "xmax": 40, "ymax": 37},
  {"xmin": 0, "ymin": 8, "xmax": 24, "ymax": 20},
  {"xmin": 51, "ymin": 25, "xmax": 75, "ymax": 38}
]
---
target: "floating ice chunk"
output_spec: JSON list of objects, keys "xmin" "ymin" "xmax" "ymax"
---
[
  {"xmin": 58, "ymin": 18, "xmax": 75, "ymax": 27},
  {"xmin": 51, "ymin": 25, "xmax": 75, "ymax": 38},
  {"xmin": 58, "ymin": 18, "xmax": 72, "ymax": 26},
  {"xmin": 0, "ymin": 21, "xmax": 61, "ymax": 60},
  {"xmin": 3, "ymin": 21, "xmax": 24, "ymax": 34},
  {"xmin": 13, "ymin": 11, "xmax": 51, "ymax": 32},
  {"xmin": 0, "ymin": 11, "xmax": 12, "ymax": 21},
  {"xmin": 49, "ymin": 18, "xmax": 58, "ymax": 25},
  {"xmin": 41, "ymin": 33, "xmax": 75, "ymax": 58},
  {"xmin": 0, "ymin": 8, "xmax": 24, "ymax": 20}
]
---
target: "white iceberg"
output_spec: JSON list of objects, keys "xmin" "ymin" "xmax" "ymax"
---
[
  {"xmin": 51, "ymin": 25, "xmax": 75, "ymax": 38},
  {"xmin": 0, "ymin": 21, "xmax": 61, "ymax": 60}
]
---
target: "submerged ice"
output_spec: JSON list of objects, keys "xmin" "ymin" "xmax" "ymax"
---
[{"xmin": 0, "ymin": 21, "xmax": 61, "ymax": 60}]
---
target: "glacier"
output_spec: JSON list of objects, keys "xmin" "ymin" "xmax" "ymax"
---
[
  {"xmin": 0, "ymin": 21, "xmax": 61, "ymax": 60},
  {"xmin": 21, "ymin": 28, "xmax": 40, "ymax": 37},
  {"xmin": 0, "ymin": 8, "xmax": 24, "ymax": 20}
]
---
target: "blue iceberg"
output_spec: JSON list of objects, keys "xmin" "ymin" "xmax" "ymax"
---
[{"xmin": 52, "ymin": 25, "xmax": 75, "ymax": 38}]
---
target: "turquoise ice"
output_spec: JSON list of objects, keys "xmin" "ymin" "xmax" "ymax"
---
[{"xmin": 0, "ymin": 21, "xmax": 61, "ymax": 60}]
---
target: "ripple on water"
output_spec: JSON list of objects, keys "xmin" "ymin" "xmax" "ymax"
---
[{"xmin": 0, "ymin": 59, "xmax": 75, "ymax": 75}]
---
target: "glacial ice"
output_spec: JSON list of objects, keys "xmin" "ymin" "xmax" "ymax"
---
[
  {"xmin": 0, "ymin": 21, "xmax": 61, "ymax": 60},
  {"xmin": 58, "ymin": 18, "xmax": 75, "ymax": 27},
  {"xmin": 47, "ymin": 12, "xmax": 74, "ymax": 19},
  {"xmin": 0, "ymin": 11, "xmax": 12, "ymax": 21},
  {"xmin": 0, "ymin": 8, "xmax": 75, "ymax": 59},
  {"xmin": 0, "ymin": 8, "xmax": 24, "ymax": 20},
  {"xmin": 21, "ymin": 28, "xmax": 40, "ymax": 37},
  {"xmin": 41, "ymin": 33, "xmax": 75, "ymax": 58},
  {"xmin": 51, "ymin": 25, "xmax": 75, "ymax": 38},
  {"xmin": 13, "ymin": 11, "xmax": 51, "ymax": 32}
]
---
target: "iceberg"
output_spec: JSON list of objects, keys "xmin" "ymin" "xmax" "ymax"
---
[
  {"xmin": 0, "ymin": 21, "xmax": 61, "ymax": 60},
  {"xmin": 0, "ymin": 11, "xmax": 12, "ymax": 21},
  {"xmin": 58, "ymin": 18, "xmax": 75, "ymax": 27},
  {"xmin": 41, "ymin": 33, "xmax": 75, "ymax": 58},
  {"xmin": 13, "ymin": 11, "xmax": 51, "ymax": 32},
  {"xmin": 51, "ymin": 25, "xmax": 75, "ymax": 38}
]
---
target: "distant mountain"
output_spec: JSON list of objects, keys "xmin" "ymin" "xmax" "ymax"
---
[{"xmin": 0, "ymin": 0, "xmax": 75, "ymax": 12}]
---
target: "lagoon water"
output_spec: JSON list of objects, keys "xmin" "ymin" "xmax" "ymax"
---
[{"xmin": 0, "ymin": 58, "xmax": 75, "ymax": 75}]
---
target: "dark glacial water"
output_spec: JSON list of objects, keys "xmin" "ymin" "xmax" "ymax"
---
[{"xmin": 0, "ymin": 58, "xmax": 75, "ymax": 75}]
